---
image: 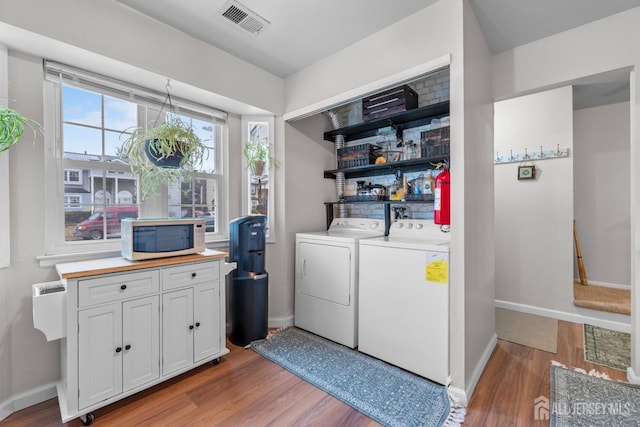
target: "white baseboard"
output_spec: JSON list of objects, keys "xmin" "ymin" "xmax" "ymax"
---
[
  {"xmin": 268, "ymin": 314, "xmax": 294, "ymax": 329},
  {"xmin": 627, "ymin": 367, "xmax": 640, "ymax": 385},
  {"xmin": 447, "ymin": 334, "xmax": 497, "ymax": 408},
  {"xmin": 580, "ymin": 279, "xmax": 630, "ymax": 290},
  {"xmin": 465, "ymin": 333, "xmax": 497, "ymax": 402},
  {"xmin": 495, "ymin": 300, "xmax": 631, "ymax": 333},
  {"xmin": 0, "ymin": 382, "xmax": 57, "ymax": 423}
]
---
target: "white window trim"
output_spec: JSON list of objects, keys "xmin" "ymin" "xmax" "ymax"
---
[
  {"xmin": 241, "ymin": 115, "xmax": 276, "ymax": 243},
  {"xmin": 64, "ymin": 168, "xmax": 83, "ymax": 185},
  {"xmin": 40, "ymin": 69, "xmax": 231, "ymax": 266}
]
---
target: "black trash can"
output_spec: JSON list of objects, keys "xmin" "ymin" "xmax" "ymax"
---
[{"xmin": 229, "ymin": 215, "xmax": 268, "ymax": 346}]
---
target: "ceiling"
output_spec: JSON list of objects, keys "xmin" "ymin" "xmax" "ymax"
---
[{"xmin": 116, "ymin": 0, "xmax": 639, "ymax": 108}]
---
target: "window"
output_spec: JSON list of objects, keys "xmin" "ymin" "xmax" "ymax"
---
[
  {"xmin": 64, "ymin": 195, "xmax": 81, "ymax": 209},
  {"xmin": 241, "ymin": 116, "xmax": 275, "ymax": 241},
  {"xmin": 43, "ymin": 61, "xmax": 228, "ymax": 255},
  {"xmin": 64, "ymin": 169, "xmax": 82, "ymax": 184}
]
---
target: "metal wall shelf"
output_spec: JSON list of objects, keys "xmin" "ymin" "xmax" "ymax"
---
[
  {"xmin": 323, "ymin": 157, "xmax": 446, "ymax": 179},
  {"xmin": 323, "ymin": 101, "xmax": 450, "ymax": 143}
]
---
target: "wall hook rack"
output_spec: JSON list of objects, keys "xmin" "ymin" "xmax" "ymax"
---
[{"xmin": 494, "ymin": 144, "xmax": 569, "ymax": 165}]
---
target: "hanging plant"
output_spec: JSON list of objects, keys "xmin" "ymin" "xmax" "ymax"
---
[
  {"xmin": 118, "ymin": 117, "xmax": 209, "ymax": 200},
  {"xmin": 117, "ymin": 81, "xmax": 210, "ymax": 200},
  {"xmin": 243, "ymin": 139, "xmax": 280, "ymax": 176},
  {"xmin": 0, "ymin": 105, "xmax": 43, "ymax": 152}
]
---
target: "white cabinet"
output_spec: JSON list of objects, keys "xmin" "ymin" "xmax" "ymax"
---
[
  {"xmin": 78, "ymin": 296, "xmax": 159, "ymax": 409},
  {"xmin": 162, "ymin": 284, "xmax": 221, "ymax": 375},
  {"xmin": 53, "ymin": 251, "xmax": 232, "ymax": 424},
  {"xmin": 78, "ymin": 302, "xmax": 123, "ymax": 408},
  {"xmin": 162, "ymin": 288, "xmax": 193, "ymax": 374}
]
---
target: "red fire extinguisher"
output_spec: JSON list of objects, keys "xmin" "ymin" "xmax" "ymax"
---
[{"xmin": 434, "ymin": 164, "xmax": 450, "ymax": 230}]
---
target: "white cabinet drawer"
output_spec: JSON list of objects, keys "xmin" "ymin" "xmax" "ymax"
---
[
  {"xmin": 162, "ymin": 261, "xmax": 219, "ymax": 291},
  {"xmin": 78, "ymin": 271, "xmax": 160, "ymax": 307}
]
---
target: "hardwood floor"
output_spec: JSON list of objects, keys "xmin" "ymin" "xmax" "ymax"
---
[{"xmin": 1, "ymin": 321, "xmax": 628, "ymax": 426}]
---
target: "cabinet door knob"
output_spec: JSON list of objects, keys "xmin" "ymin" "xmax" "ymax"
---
[
  {"xmin": 115, "ymin": 347, "xmax": 122, "ymax": 353},
  {"xmin": 120, "ymin": 284, "xmax": 127, "ymax": 290},
  {"xmin": 125, "ymin": 344, "xmax": 131, "ymax": 350},
  {"xmin": 195, "ymin": 322, "xmax": 201, "ymax": 328},
  {"xmin": 191, "ymin": 272, "xmax": 197, "ymax": 278},
  {"xmin": 189, "ymin": 325, "xmax": 194, "ymax": 330}
]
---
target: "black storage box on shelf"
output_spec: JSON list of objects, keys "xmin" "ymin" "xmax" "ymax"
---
[
  {"xmin": 420, "ymin": 125, "xmax": 450, "ymax": 158},
  {"xmin": 362, "ymin": 85, "xmax": 418, "ymax": 122},
  {"xmin": 337, "ymin": 143, "xmax": 381, "ymax": 169}
]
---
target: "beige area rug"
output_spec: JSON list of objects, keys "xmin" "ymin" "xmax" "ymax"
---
[
  {"xmin": 495, "ymin": 308, "xmax": 558, "ymax": 353},
  {"xmin": 583, "ymin": 324, "xmax": 631, "ymax": 371},
  {"xmin": 573, "ymin": 280, "xmax": 631, "ymax": 316}
]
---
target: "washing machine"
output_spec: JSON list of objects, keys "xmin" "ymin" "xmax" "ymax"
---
[
  {"xmin": 295, "ymin": 218, "xmax": 385, "ymax": 348},
  {"xmin": 358, "ymin": 219, "xmax": 450, "ymax": 384}
]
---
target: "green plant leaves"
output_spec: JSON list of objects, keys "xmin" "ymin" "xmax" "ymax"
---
[
  {"xmin": 0, "ymin": 106, "xmax": 43, "ymax": 152},
  {"xmin": 117, "ymin": 117, "xmax": 210, "ymax": 200}
]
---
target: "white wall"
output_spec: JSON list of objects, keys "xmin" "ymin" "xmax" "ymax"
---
[
  {"xmin": 574, "ymin": 102, "xmax": 630, "ymax": 287},
  {"xmin": 495, "ymin": 87, "xmax": 574, "ymax": 309},
  {"xmin": 284, "ymin": 0, "xmax": 460, "ymax": 115},
  {"xmin": 460, "ymin": 0, "xmax": 495, "ymax": 399},
  {"xmin": 492, "ymin": 7, "xmax": 640, "ymax": 381},
  {"xmin": 1, "ymin": 52, "xmax": 60, "ymax": 416}
]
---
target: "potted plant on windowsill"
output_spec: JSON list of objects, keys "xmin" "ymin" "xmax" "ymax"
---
[
  {"xmin": 118, "ymin": 117, "xmax": 209, "ymax": 200},
  {"xmin": 0, "ymin": 105, "xmax": 43, "ymax": 152},
  {"xmin": 243, "ymin": 139, "xmax": 280, "ymax": 176}
]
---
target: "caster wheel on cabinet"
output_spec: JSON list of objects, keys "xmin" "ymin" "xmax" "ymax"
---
[
  {"xmin": 211, "ymin": 358, "xmax": 221, "ymax": 366},
  {"xmin": 80, "ymin": 412, "xmax": 95, "ymax": 426}
]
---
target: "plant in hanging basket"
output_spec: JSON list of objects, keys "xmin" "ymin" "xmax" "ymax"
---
[
  {"xmin": 118, "ymin": 117, "xmax": 209, "ymax": 200},
  {"xmin": 0, "ymin": 105, "xmax": 43, "ymax": 152},
  {"xmin": 243, "ymin": 139, "xmax": 280, "ymax": 176}
]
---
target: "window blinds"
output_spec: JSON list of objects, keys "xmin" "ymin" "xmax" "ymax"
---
[{"xmin": 43, "ymin": 60, "xmax": 227, "ymax": 125}]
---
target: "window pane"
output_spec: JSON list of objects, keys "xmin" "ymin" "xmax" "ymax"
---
[
  {"xmin": 105, "ymin": 130, "xmax": 124, "ymax": 158},
  {"xmin": 63, "ymin": 124, "xmax": 102, "ymax": 157},
  {"xmin": 193, "ymin": 118, "xmax": 215, "ymax": 173},
  {"xmin": 63, "ymin": 86, "xmax": 101, "ymax": 127},
  {"xmin": 250, "ymin": 174, "xmax": 268, "ymax": 215},
  {"xmin": 168, "ymin": 178, "xmax": 216, "ymax": 232},
  {"xmin": 104, "ymin": 95, "xmax": 137, "ymax": 131},
  {"xmin": 66, "ymin": 204, "xmax": 138, "ymax": 242}
]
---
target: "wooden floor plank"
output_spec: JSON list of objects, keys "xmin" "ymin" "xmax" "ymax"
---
[{"xmin": 0, "ymin": 321, "xmax": 629, "ymax": 426}]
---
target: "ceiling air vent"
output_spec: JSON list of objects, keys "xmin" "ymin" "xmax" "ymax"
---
[{"xmin": 218, "ymin": 1, "xmax": 270, "ymax": 36}]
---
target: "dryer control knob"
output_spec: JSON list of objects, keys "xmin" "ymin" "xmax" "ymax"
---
[
  {"xmin": 416, "ymin": 223, "xmax": 424, "ymax": 229},
  {"xmin": 395, "ymin": 222, "xmax": 403, "ymax": 228},
  {"xmin": 370, "ymin": 222, "xmax": 379, "ymax": 229},
  {"xmin": 406, "ymin": 223, "xmax": 413, "ymax": 229}
]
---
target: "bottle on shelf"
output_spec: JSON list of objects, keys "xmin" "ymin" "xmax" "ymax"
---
[{"xmin": 424, "ymin": 170, "xmax": 435, "ymax": 196}]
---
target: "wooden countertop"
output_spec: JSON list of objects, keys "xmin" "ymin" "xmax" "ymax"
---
[{"xmin": 56, "ymin": 249, "xmax": 229, "ymax": 279}]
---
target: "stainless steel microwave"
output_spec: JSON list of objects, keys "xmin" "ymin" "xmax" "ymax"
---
[{"xmin": 121, "ymin": 218, "xmax": 206, "ymax": 261}]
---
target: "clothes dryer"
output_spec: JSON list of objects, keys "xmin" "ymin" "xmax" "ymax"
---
[
  {"xmin": 295, "ymin": 218, "xmax": 384, "ymax": 348},
  {"xmin": 358, "ymin": 219, "xmax": 450, "ymax": 384}
]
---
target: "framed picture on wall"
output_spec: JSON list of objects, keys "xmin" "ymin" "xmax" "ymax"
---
[{"xmin": 518, "ymin": 165, "xmax": 536, "ymax": 180}]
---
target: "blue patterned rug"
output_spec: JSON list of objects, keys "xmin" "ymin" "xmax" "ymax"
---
[
  {"xmin": 550, "ymin": 365, "xmax": 640, "ymax": 426},
  {"xmin": 251, "ymin": 327, "xmax": 462, "ymax": 427}
]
